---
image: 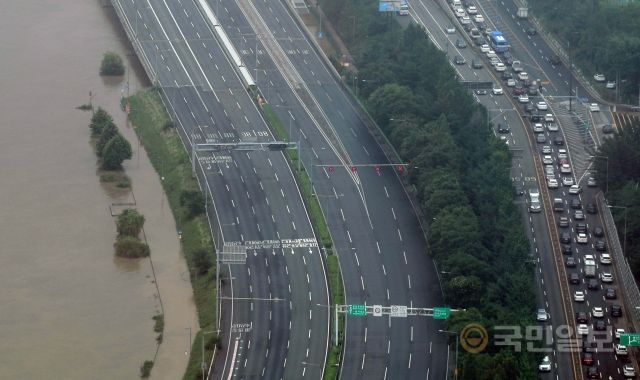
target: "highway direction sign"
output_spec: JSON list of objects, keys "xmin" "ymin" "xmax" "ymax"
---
[
  {"xmin": 433, "ymin": 307, "xmax": 451, "ymax": 320},
  {"xmin": 348, "ymin": 304, "xmax": 367, "ymax": 316},
  {"xmin": 390, "ymin": 305, "xmax": 408, "ymax": 318},
  {"xmin": 620, "ymin": 333, "xmax": 640, "ymax": 346}
]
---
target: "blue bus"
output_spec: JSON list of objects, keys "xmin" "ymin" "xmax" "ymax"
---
[{"xmin": 489, "ymin": 31, "xmax": 509, "ymax": 53}]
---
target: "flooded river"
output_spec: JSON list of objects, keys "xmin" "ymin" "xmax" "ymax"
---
[{"xmin": 0, "ymin": 1, "xmax": 196, "ymax": 378}]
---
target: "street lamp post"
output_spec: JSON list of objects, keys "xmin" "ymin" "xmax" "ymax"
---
[
  {"xmin": 589, "ymin": 155, "xmax": 609, "ymax": 194},
  {"xmin": 439, "ymin": 329, "xmax": 459, "ymax": 380},
  {"xmin": 201, "ymin": 330, "xmax": 218, "ymax": 379},
  {"xmin": 607, "ymin": 204, "xmax": 628, "ymax": 256}
]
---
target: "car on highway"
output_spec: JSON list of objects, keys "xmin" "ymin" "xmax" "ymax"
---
[
  {"xmin": 603, "ymin": 124, "xmax": 614, "ymax": 134},
  {"xmin": 582, "ymin": 352, "xmax": 594, "ymax": 366},
  {"xmin": 538, "ymin": 356, "xmax": 551, "ymax": 372},
  {"xmin": 526, "ymin": 27, "xmax": 537, "ymax": 36},
  {"xmin": 586, "ymin": 203, "xmax": 597, "ymax": 214},
  {"xmin": 518, "ymin": 71, "xmax": 529, "ymax": 81},
  {"xmin": 587, "ymin": 278, "xmax": 599, "ymax": 290},
  {"xmin": 570, "ymin": 273, "xmax": 580, "ymax": 284},
  {"xmin": 524, "ymin": 103, "xmax": 534, "ymax": 113},
  {"xmin": 514, "ymin": 184, "xmax": 524, "ymax": 196},
  {"xmin": 455, "ymin": 7, "xmax": 466, "ymax": 17},
  {"xmin": 480, "ymin": 44, "xmax": 490, "ymax": 53},
  {"xmin": 589, "ymin": 103, "xmax": 600, "ymax": 112},
  {"xmin": 489, "ymin": 57, "xmax": 501, "ymax": 66},
  {"xmin": 569, "ymin": 184, "xmax": 582, "ymax": 194},
  {"xmin": 536, "ymin": 101, "xmax": 548, "ymax": 111},
  {"xmin": 455, "ymin": 38, "xmax": 467, "ymax": 48},
  {"xmin": 536, "ymin": 134, "xmax": 547, "ymax": 144},
  {"xmin": 586, "ymin": 367, "xmax": 599, "ymax": 379},
  {"xmin": 600, "ymin": 253, "xmax": 612, "ymax": 264},
  {"xmin": 533, "ymin": 123, "xmax": 544, "ymax": 133},
  {"xmin": 577, "ymin": 324, "xmax": 589, "ymax": 335},
  {"xmin": 593, "ymin": 226, "xmax": 604, "ymax": 237},
  {"xmin": 594, "ymin": 320, "xmax": 606, "ymax": 331},
  {"xmin": 542, "ymin": 155, "xmax": 553, "ymax": 164},
  {"xmin": 492, "ymin": 87, "xmax": 503, "ymax": 95},
  {"xmin": 518, "ymin": 94, "xmax": 530, "ymax": 103},
  {"xmin": 623, "ymin": 364, "xmax": 636, "ymax": 377},
  {"xmin": 562, "ymin": 245, "xmax": 572, "ymax": 255},
  {"xmin": 471, "ymin": 59, "xmax": 483, "ymax": 69},
  {"xmin": 544, "ymin": 113, "xmax": 554, "ymax": 122},
  {"xmin": 616, "ymin": 328, "xmax": 625, "ymax": 339},
  {"xmin": 576, "ymin": 311, "xmax": 588, "ymax": 323},
  {"xmin": 537, "ymin": 308, "xmax": 549, "ymax": 321},
  {"xmin": 529, "ymin": 189, "xmax": 542, "ymax": 213},
  {"xmin": 592, "ymin": 307, "xmax": 604, "ymax": 318},
  {"xmin": 460, "ymin": 15, "xmax": 471, "ymax": 24},
  {"xmin": 574, "ymin": 210, "xmax": 585, "ymax": 220},
  {"xmin": 612, "ymin": 304, "xmax": 622, "ymax": 317},
  {"xmin": 583, "ymin": 340, "xmax": 597, "ymax": 353},
  {"xmin": 577, "ymin": 233, "xmax": 588, "ymax": 244},
  {"xmin": 606, "ymin": 81, "xmax": 616, "ymax": 89},
  {"xmin": 574, "ymin": 290, "xmax": 585, "ymax": 302},
  {"xmin": 446, "ymin": 24, "xmax": 456, "ymax": 34},
  {"xmin": 576, "ymin": 223, "xmax": 588, "ymax": 233},
  {"xmin": 605, "ymin": 287, "xmax": 617, "ymax": 299},
  {"xmin": 587, "ymin": 177, "xmax": 597, "ymax": 187},
  {"xmin": 561, "ymin": 164, "xmax": 572, "ymax": 174},
  {"xmin": 501, "ymin": 71, "xmax": 513, "ymax": 80},
  {"xmin": 507, "ymin": 78, "xmax": 516, "ymax": 87},
  {"xmin": 557, "ymin": 149, "xmax": 567, "ymax": 159},
  {"xmin": 594, "ymin": 73, "xmax": 606, "ymax": 82},
  {"xmin": 467, "ymin": 5, "xmax": 478, "ymax": 14},
  {"xmin": 595, "ymin": 240, "xmax": 607, "ymax": 252},
  {"xmin": 559, "ymin": 217, "xmax": 569, "ymax": 227},
  {"xmin": 542, "ymin": 145, "xmax": 552, "ymax": 154},
  {"xmin": 494, "ymin": 62, "xmax": 506, "ymax": 72},
  {"xmin": 554, "ymin": 136, "xmax": 564, "ymax": 145},
  {"xmin": 562, "ymin": 177, "xmax": 574, "ymax": 186},
  {"xmin": 566, "ymin": 257, "xmax": 576, "ymax": 267},
  {"xmin": 473, "ymin": 14, "xmax": 484, "ymax": 23},
  {"xmin": 453, "ymin": 55, "xmax": 466, "ymax": 65},
  {"xmin": 514, "ymin": 85, "xmax": 526, "ymax": 95},
  {"xmin": 560, "ymin": 232, "xmax": 571, "ymax": 244},
  {"xmin": 475, "ymin": 89, "xmax": 487, "ymax": 95},
  {"xmin": 546, "ymin": 123, "xmax": 558, "ymax": 132},
  {"xmin": 615, "ymin": 344, "xmax": 628, "ymax": 355},
  {"xmin": 498, "ymin": 123, "xmax": 510, "ymax": 133},
  {"xmin": 600, "ymin": 272, "xmax": 613, "ymax": 283}
]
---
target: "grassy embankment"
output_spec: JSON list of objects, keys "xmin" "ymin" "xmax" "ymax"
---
[
  {"xmin": 125, "ymin": 89, "xmax": 218, "ymax": 380},
  {"xmin": 260, "ymin": 103, "xmax": 344, "ymax": 380}
]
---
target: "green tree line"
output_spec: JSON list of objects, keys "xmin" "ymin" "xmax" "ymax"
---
[
  {"xmin": 529, "ymin": 0, "xmax": 640, "ymax": 103},
  {"xmin": 319, "ymin": 0, "xmax": 537, "ymax": 377},
  {"xmin": 595, "ymin": 120, "xmax": 640, "ymax": 277}
]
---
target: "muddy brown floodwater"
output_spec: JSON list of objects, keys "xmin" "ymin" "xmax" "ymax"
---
[{"xmin": 0, "ymin": 1, "xmax": 197, "ymax": 379}]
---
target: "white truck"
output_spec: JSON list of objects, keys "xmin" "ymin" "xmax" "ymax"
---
[{"xmin": 584, "ymin": 254, "xmax": 596, "ymax": 277}]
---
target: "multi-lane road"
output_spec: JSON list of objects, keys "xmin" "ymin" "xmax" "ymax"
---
[{"xmin": 113, "ymin": 0, "xmax": 448, "ymax": 379}]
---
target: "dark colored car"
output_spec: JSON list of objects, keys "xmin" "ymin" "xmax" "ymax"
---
[
  {"xmin": 576, "ymin": 223, "xmax": 588, "ymax": 233},
  {"xmin": 550, "ymin": 55, "xmax": 561, "ymax": 66},
  {"xmin": 514, "ymin": 184, "xmax": 524, "ymax": 196},
  {"xmin": 472, "ymin": 59, "xmax": 483, "ymax": 69},
  {"xmin": 560, "ymin": 232, "xmax": 571, "ymax": 244},
  {"xmin": 562, "ymin": 245, "xmax": 572, "ymax": 255},
  {"xmin": 594, "ymin": 320, "xmax": 606, "ymax": 331},
  {"xmin": 593, "ymin": 226, "xmax": 604, "ymax": 237},
  {"xmin": 501, "ymin": 71, "xmax": 513, "ymax": 80},
  {"xmin": 454, "ymin": 55, "xmax": 466, "ymax": 65},
  {"xmin": 530, "ymin": 113, "xmax": 543, "ymax": 122},
  {"xmin": 554, "ymin": 136, "xmax": 564, "ymax": 146},
  {"xmin": 603, "ymin": 124, "xmax": 614, "ymax": 134},
  {"xmin": 582, "ymin": 340, "xmax": 597, "ymax": 353},
  {"xmin": 582, "ymin": 352, "xmax": 594, "ymax": 366},
  {"xmin": 571, "ymin": 199, "xmax": 582, "ymax": 209},
  {"xmin": 576, "ymin": 311, "xmax": 588, "ymax": 323},
  {"xmin": 498, "ymin": 123, "xmax": 510, "ymax": 133},
  {"xmin": 525, "ymin": 103, "xmax": 535, "ymax": 113},
  {"xmin": 586, "ymin": 203, "xmax": 597, "ymax": 214},
  {"xmin": 586, "ymin": 367, "xmax": 599, "ymax": 379},
  {"xmin": 612, "ymin": 304, "xmax": 622, "ymax": 317},
  {"xmin": 455, "ymin": 38, "xmax": 467, "ymax": 48},
  {"xmin": 570, "ymin": 273, "xmax": 580, "ymax": 284},
  {"xmin": 605, "ymin": 288, "xmax": 617, "ymax": 299},
  {"xmin": 566, "ymin": 257, "xmax": 576, "ymax": 267},
  {"xmin": 526, "ymin": 27, "xmax": 537, "ymax": 36},
  {"xmin": 514, "ymin": 86, "xmax": 526, "ymax": 95},
  {"xmin": 559, "ymin": 217, "xmax": 570, "ymax": 227},
  {"xmin": 588, "ymin": 278, "xmax": 599, "ymax": 290},
  {"xmin": 595, "ymin": 240, "xmax": 607, "ymax": 252}
]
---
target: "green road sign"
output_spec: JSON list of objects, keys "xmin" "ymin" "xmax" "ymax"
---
[
  {"xmin": 348, "ymin": 304, "xmax": 367, "ymax": 316},
  {"xmin": 433, "ymin": 307, "xmax": 451, "ymax": 320},
  {"xmin": 620, "ymin": 333, "xmax": 640, "ymax": 346}
]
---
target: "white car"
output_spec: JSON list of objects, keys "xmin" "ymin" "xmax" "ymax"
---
[
  {"xmin": 545, "ymin": 113, "xmax": 554, "ymax": 122},
  {"xmin": 561, "ymin": 164, "xmax": 572, "ymax": 174},
  {"xmin": 589, "ymin": 103, "xmax": 600, "ymax": 112},
  {"xmin": 562, "ymin": 177, "xmax": 574, "ymax": 186},
  {"xmin": 592, "ymin": 307, "xmax": 604, "ymax": 318},
  {"xmin": 480, "ymin": 44, "xmax": 491, "ymax": 53},
  {"xmin": 600, "ymin": 253, "xmax": 612, "ymax": 265},
  {"xmin": 446, "ymin": 25, "xmax": 456, "ymax": 34},
  {"xmin": 577, "ymin": 323, "xmax": 589, "ymax": 335},
  {"xmin": 536, "ymin": 101, "xmax": 548, "ymax": 111},
  {"xmin": 495, "ymin": 62, "xmax": 506, "ymax": 72},
  {"xmin": 492, "ymin": 87, "xmax": 503, "ymax": 95},
  {"xmin": 490, "ymin": 57, "xmax": 501, "ymax": 66},
  {"xmin": 533, "ymin": 123, "xmax": 544, "ymax": 133},
  {"xmin": 474, "ymin": 14, "xmax": 484, "ymax": 23},
  {"xmin": 460, "ymin": 15, "xmax": 471, "ymax": 24},
  {"xmin": 557, "ymin": 149, "xmax": 567, "ymax": 159},
  {"xmin": 518, "ymin": 71, "xmax": 529, "ymax": 81},
  {"xmin": 594, "ymin": 73, "xmax": 606, "ymax": 82},
  {"xmin": 569, "ymin": 184, "xmax": 581, "ymax": 194},
  {"xmin": 623, "ymin": 364, "xmax": 636, "ymax": 377},
  {"xmin": 606, "ymin": 81, "xmax": 616, "ymax": 89},
  {"xmin": 546, "ymin": 123, "xmax": 558, "ymax": 132},
  {"xmin": 467, "ymin": 5, "xmax": 478, "ymax": 14},
  {"xmin": 539, "ymin": 356, "xmax": 552, "ymax": 372},
  {"xmin": 486, "ymin": 51, "xmax": 497, "ymax": 59},
  {"xmin": 616, "ymin": 328, "xmax": 625, "ymax": 339},
  {"xmin": 507, "ymin": 78, "xmax": 516, "ymax": 87},
  {"xmin": 547, "ymin": 178, "xmax": 559, "ymax": 189},
  {"xmin": 574, "ymin": 290, "xmax": 585, "ymax": 302},
  {"xmin": 542, "ymin": 155, "xmax": 553, "ymax": 164},
  {"xmin": 615, "ymin": 344, "xmax": 629, "ymax": 356},
  {"xmin": 518, "ymin": 94, "xmax": 530, "ymax": 103},
  {"xmin": 537, "ymin": 308, "xmax": 549, "ymax": 321},
  {"xmin": 577, "ymin": 233, "xmax": 588, "ymax": 244},
  {"xmin": 601, "ymin": 272, "xmax": 613, "ymax": 283},
  {"xmin": 455, "ymin": 7, "xmax": 466, "ymax": 17}
]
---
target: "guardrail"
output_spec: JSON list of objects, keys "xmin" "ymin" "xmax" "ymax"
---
[{"xmin": 596, "ymin": 193, "xmax": 640, "ymax": 332}]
